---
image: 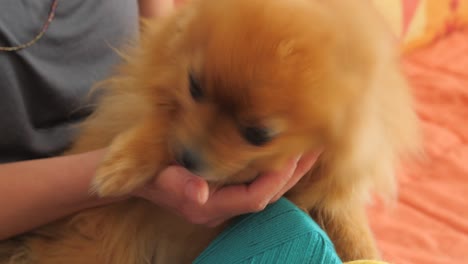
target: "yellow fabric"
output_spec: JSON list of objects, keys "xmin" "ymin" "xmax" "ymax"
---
[{"xmin": 371, "ymin": 0, "xmax": 468, "ymax": 52}]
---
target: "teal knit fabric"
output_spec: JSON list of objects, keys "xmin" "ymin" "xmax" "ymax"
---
[{"xmin": 194, "ymin": 198, "xmax": 342, "ymax": 264}]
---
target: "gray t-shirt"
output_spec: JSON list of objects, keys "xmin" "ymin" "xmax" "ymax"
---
[{"xmin": 0, "ymin": 0, "xmax": 139, "ymax": 162}]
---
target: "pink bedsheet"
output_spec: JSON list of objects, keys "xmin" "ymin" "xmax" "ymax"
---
[{"xmin": 368, "ymin": 29, "xmax": 468, "ymax": 264}]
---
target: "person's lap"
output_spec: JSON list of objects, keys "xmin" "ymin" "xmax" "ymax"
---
[{"xmin": 195, "ymin": 198, "xmax": 342, "ymax": 264}]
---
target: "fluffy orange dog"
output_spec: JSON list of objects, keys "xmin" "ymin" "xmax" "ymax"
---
[{"xmin": 0, "ymin": 0, "xmax": 419, "ymax": 263}]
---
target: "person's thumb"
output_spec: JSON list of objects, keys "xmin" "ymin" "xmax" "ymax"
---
[{"xmin": 154, "ymin": 166, "xmax": 209, "ymax": 205}]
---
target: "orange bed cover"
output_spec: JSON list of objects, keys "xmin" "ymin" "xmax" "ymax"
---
[{"xmin": 368, "ymin": 29, "xmax": 468, "ymax": 264}]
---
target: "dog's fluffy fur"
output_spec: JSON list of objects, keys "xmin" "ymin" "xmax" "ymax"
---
[{"xmin": 0, "ymin": 0, "xmax": 419, "ymax": 263}]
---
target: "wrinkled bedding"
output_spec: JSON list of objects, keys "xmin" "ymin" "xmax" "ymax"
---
[{"xmin": 368, "ymin": 29, "xmax": 468, "ymax": 264}]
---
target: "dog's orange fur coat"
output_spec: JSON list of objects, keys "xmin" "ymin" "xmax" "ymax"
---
[{"xmin": 0, "ymin": 0, "xmax": 419, "ymax": 263}]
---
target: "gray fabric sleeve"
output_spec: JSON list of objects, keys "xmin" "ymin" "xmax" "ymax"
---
[{"xmin": 0, "ymin": 0, "xmax": 139, "ymax": 162}]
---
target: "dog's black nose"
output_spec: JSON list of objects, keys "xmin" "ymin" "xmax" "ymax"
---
[{"xmin": 176, "ymin": 149, "xmax": 201, "ymax": 172}]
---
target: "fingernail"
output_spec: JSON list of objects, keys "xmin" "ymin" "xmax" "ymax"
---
[
  {"xmin": 294, "ymin": 155, "xmax": 302, "ymax": 163},
  {"xmin": 289, "ymin": 155, "xmax": 301, "ymax": 168},
  {"xmin": 185, "ymin": 180, "xmax": 202, "ymax": 204}
]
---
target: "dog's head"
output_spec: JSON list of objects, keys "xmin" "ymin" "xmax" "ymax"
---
[{"xmin": 125, "ymin": 0, "xmax": 414, "ymax": 187}]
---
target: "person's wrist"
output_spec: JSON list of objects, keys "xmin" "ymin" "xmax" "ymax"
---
[{"xmin": 63, "ymin": 149, "xmax": 127, "ymax": 211}]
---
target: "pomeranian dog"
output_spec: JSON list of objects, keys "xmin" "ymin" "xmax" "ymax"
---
[{"xmin": 0, "ymin": 0, "xmax": 419, "ymax": 263}]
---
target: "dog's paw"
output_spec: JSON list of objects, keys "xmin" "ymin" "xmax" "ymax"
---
[
  {"xmin": 89, "ymin": 120, "xmax": 167, "ymax": 197},
  {"xmin": 91, "ymin": 152, "xmax": 156, "ymax": 197}
]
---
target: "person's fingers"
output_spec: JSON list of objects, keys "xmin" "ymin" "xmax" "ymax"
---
[
  {"xmin": 189, "ymin": 152, "xmax": 321, "ymax": 224},
  {"xmin": 135, "ymin": 166, "xmax": 209, "ymax": 207},
  {"xmin": 135, "ymin": 151, "xmax": 319, "ymax": 226},
  {"xmin": 158, "ymin": 166, "xmax": 209, "ymax": 205},
  {"xmin": 271, "ymin": 150, "xmax": 321, "ymax": 202},
  {"xmin": 183, "ymin": 177, "xmax": 210, "ymax": 205},
  {"xmin": 191, "ymin": 156, "xmax": 300, "ymax": 220}
]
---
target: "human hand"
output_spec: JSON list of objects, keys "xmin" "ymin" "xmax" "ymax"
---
[{"xmin": 134, "ymin": 151, "xmax": 320, "ymax": 227}]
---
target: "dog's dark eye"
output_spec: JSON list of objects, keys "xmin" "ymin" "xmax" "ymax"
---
[
  {"xmin": 189, "ymin": 74, "xmax": 203, "ymax": 101},
  {"xmin": 242, "ymin": 126, "xmax": 271, "ymax": 146}
]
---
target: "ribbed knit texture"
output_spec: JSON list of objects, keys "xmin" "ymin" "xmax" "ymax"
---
[{"xmin": 194, "ymin": 198, "xmax": 342, "ymax": 264}]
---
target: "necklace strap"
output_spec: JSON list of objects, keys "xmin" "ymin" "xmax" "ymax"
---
[{"xmin": 0, "ymin": 0, "xmax": 59, "ymax": 52}]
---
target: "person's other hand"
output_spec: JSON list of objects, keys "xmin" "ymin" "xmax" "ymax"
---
[{"xmin": 134, "ymin": 151, "xmax": 320, "ymax": 227}]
